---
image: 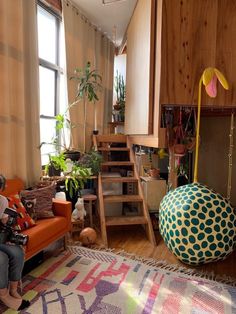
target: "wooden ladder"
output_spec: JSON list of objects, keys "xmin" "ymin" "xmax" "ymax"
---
[{"xmin": 93, "ymin": 134, "xmax": 156, "ymax": 247}]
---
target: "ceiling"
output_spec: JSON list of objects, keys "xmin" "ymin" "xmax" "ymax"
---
[{"xmin": 72, "ymin": 0, "xmax": 137, "ymax": 46}]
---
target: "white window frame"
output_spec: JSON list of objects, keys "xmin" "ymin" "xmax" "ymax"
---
[{"xmin": 37, "ymin": 1, "xmax": 64, "ymax": 164}]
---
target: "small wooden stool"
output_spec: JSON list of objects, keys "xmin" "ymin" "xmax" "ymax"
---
[
  {"xmin": 68, "ymin": 219, "xmax": 84, "ymax": 243},
  {"xmin": 71, "ymin": 219, "xmax": 84, "ymax": 232},
  {"xmin": 82, "ymin": 194, "xmax": 97, "ymax": 227}
]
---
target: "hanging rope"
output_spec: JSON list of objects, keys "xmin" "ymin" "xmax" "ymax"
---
[{"xmin": 227, "ymin": 112, "xmax": 234, "ymax": 201}]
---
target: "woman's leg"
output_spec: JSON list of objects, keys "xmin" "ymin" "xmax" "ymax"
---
[
  {"xmin": 0, "ymin": 245, "xmax": 30, "ymax": 310},
  {"xmin": 0, "ymin": 251, "xmax": 9, "ymax": 289},
  {"xmin": 0, "ymin": 250, "xmax": 22, "ymax": 309},
  {"xmin": 0, "ymin": 244, "xmax": 24, "ymax": 298},
  {"xmin": 0, "ymin": 244, "xmax": 25, "ymax": 282}
]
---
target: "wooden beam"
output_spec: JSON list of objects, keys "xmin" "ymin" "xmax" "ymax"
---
[{"xmin": 128, "ymin": 128, "xmax": 167, "ymax": 148}]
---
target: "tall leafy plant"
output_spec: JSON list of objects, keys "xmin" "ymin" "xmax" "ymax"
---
[
  {"xmin": 114, "ymin": 71, "xmax": 125, "ymax": 121},
  {"xmin": 70, "ymin": 61, "xmax": 102, "ymax": 152}
]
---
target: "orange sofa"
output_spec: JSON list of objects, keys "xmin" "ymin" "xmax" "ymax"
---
[{"xmin": 0, "ymin": 178, "xmax": 72, "ymax": 261}]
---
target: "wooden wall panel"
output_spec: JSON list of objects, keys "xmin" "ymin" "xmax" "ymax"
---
[
  {"xmin": 198, "ymin": 116, "xmax": 236, "ymax": 206},
  {"xmin": 125, "ymin": 0, "xmax": 155, "ymax": 135},
  {"xmin": 160, "ymin": 0, "xmax": 218, "ymax": 107},
  {"xmin": 215, "ymin": 0, "xmax": 236, "ymax": 107}
]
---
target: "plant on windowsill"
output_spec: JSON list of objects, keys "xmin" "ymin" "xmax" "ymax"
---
[
  {"xmin": 113, "ymin": 71, "xmax": 125, "ymax": 122},
  {"xmin": 39, "ymin": 98, "xmax": 81, "ymax": 161},
  {"xmin": 45, "ymin": 152, "xmax": 67, "ymax": 177}
]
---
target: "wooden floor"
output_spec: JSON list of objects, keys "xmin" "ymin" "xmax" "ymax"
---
[{"xmin": 74, "ymin": 225, "xmax": 236, "ymax": 280}]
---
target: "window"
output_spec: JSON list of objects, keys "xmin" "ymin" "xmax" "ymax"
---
[{"xmin": 37, "ymin": 3, "xmax": 67, "ymax": 165}]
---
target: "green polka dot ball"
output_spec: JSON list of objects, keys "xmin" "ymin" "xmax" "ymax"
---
[{"xmin": 159, "ymin": 183, "xmax": 236, "ymax": 265}]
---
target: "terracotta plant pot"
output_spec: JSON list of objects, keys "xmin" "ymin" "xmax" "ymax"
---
[
  {"xmin": 113, "ymin": 104, "xmax": 121, "ymax": 111},
  {"xmin": 186, "ymin": 137, "xmax": 196, "ymax": 151},
  {"xmin": 174, "ymin": 144, "xmax": 186, "ymax": 155}
]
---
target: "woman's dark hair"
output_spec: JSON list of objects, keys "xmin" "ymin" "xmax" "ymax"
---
[{"xmin": 0, "ymin": 175, "xmax": 6, "ymax": 191}]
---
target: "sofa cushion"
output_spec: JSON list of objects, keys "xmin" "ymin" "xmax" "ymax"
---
[
  {"xmin": 21, "ymin": 198, "xmax": 37, "ymax": 221},
  {"xmin": 21, "ymin": 216, "xmax": 67, "ymax": 253},
  {"xmin": 20, "ymin": 182, "xmax": 56, "ymax": 219},
  {"xmin": 7, "ymin": 194, "xmax": 36, "ymax": 231}
]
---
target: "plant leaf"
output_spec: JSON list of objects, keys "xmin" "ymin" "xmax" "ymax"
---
[
  {"xmin": 214, "ymin": 68, "xmax": 229, "ymax": 90},
  {"xmin": 202, "ymin": 67, "xmax": 214, "ymax": 86}
]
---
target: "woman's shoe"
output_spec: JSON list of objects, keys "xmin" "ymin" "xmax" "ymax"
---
[
  {"xmin": 18, "ymin": 299, "xmax": 30, "ymax": 310},
  {"xmin": 0, "ymin": 288, "xmax": 30, "ymax": 310}
]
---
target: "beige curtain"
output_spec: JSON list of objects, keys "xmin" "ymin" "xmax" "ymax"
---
[
  {"xmin": 62, "ymin": 0, "xmax": 115, "ymax": 152},
  {"xmin": 0, "ymin": 0, "xmax": 41, "ymax": 186}
]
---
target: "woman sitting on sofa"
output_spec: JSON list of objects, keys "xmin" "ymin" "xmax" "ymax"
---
[{"xmin": 0, "ymin": 175, "xmax": 30, "ymax": 311}]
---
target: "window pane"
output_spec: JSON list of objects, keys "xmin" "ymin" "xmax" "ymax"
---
[
  {"xmin": 59, "ymin": 21, "xmax": 66, "ymax": 68},
  {"xmin": 40, "ymin": 118, "xmax": 57, "ymax": 165},
  {"xmin": 59, "ymin": 73, "xmax": 67, "ymax": 113},
  {"xmin": 39, "ymin": 66, "xmax": 55, "ymax": 116},
  {"xmin": 37, "ymin": 6, "xmax": 56, "ymax": 63}
]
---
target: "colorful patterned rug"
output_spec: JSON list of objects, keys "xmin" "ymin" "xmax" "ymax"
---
[{"xmin": 1, "ymin": 246, "xmax": 236, "ymax": 314}]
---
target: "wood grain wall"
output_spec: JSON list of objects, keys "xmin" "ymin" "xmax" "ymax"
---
[
  {"xmin": 125, "ymin": 0, "xmax": 155, "ymax": 135},
  {"xmin": 160, "ymin": 0, "xmax": 236, "ymax": 107},
  {"xmin": 198, "ymin": 116, "xmax": 236, "ymax": 206}
]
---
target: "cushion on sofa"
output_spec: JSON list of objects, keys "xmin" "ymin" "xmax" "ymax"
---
[
  {"xmin": 21, "ymin": 198, "xmax": 37, "ymax": 221},
  {"xmin": 20, "ymin": 182, "xmax": 56, "ymax": 219},
  {"xmin": 7, "ymin": 194, "xmax": 36, "ymax": 231}
]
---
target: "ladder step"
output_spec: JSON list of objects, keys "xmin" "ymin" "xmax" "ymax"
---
[
  {"xmin": 104, "ymin": 195, "xmax": 142, "ymax": 202},
  {"xmin": 98, "ymin": 147, "xmax": 130, "ymax": 151},
  {"xmin": 101, "ymin": 161, "xmax": 134, "ymax": 166},
  {"xmin": 106, "ymin": 216, "xmax": 147, "ymax": 226},
  {"xmin": 101, "ymin": 177, "xmax": 138, "ymax": 183}
]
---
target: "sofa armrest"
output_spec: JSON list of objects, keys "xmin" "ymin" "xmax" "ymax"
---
[{"xmin": 52, "ymin": 199, "xmax": 72, "ymax": 230}]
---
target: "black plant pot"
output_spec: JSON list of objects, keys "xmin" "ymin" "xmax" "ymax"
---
[
  {"xmin": 64, "ymin": 151, "xmax": 80, "ymax": 162},
  {"xmin": 48, "ymin": 165, "xmax": 61, "ymax": 177},
  {"xmin": 65, "ymin": 188, "xmax": 79, "ymax": 209}
]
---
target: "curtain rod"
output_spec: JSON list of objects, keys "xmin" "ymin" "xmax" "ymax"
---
[{"xmin": 63, "ymin": 0, "xmax": 113, "ymax": 43}]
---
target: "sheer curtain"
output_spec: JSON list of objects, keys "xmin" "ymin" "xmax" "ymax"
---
[
  {"xmin": 0, "ymin": 0, "xmax": 41, "ymax": 186},
  {"xmin": 62, "ymin": 0, "xmax": 115, "ymax": 152}
]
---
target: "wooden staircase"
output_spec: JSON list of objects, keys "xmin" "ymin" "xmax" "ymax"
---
[{"xmin": 93, "ymin": 134, "xmax": 156, "ymax": 247}]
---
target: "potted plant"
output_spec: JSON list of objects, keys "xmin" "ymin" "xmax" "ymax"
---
[
  {"xmin": 64, "ymin": 163, "xmax": 92, "ymax": 206},
  {"xmin": 39, "ymin": 96, "xmax": 81, "ymax": 161},
  {"xmin": 45, "ymin": 153, "xmax": 67, "ymax": 177},
  {"xmin": 54, "ymin": 104, "xmax": 81, "ymax": 161},
  {"xmin": 113, "ymin": 71, "xmax": 125, "ymax": 122},
  {"xmin": 40, "ymin": 62, "xmax": 102, "ymax": 158},
  {"xmin": 70, "ymin": 61, "xmax": 102, "ymax": 151},
  {"xmin": 78, "ymin": 150, "xmax": 103, "ymax": 175}
]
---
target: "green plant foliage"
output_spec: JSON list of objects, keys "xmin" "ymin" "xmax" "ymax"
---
[
  {"xmin": 45, "ymin": 153, "xmax": 67, "ymax": 175},
  {"xmin": 78, "ymin": 150, "xmax": 103, "ymax": 175},
  {"xmin": 71, "ymin": 61, "xmax": 102, "ymax": 103},
  {"xmin": 70, "ymin": 61, "xmax": 102, "ymax": 152},
  {"xmin": 65, "ymin": 164, "xmax": 92, "ymax": 198},
  {"xmin": 114, "ymin": 70, "xmax": 126, "ymax": 121}
]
